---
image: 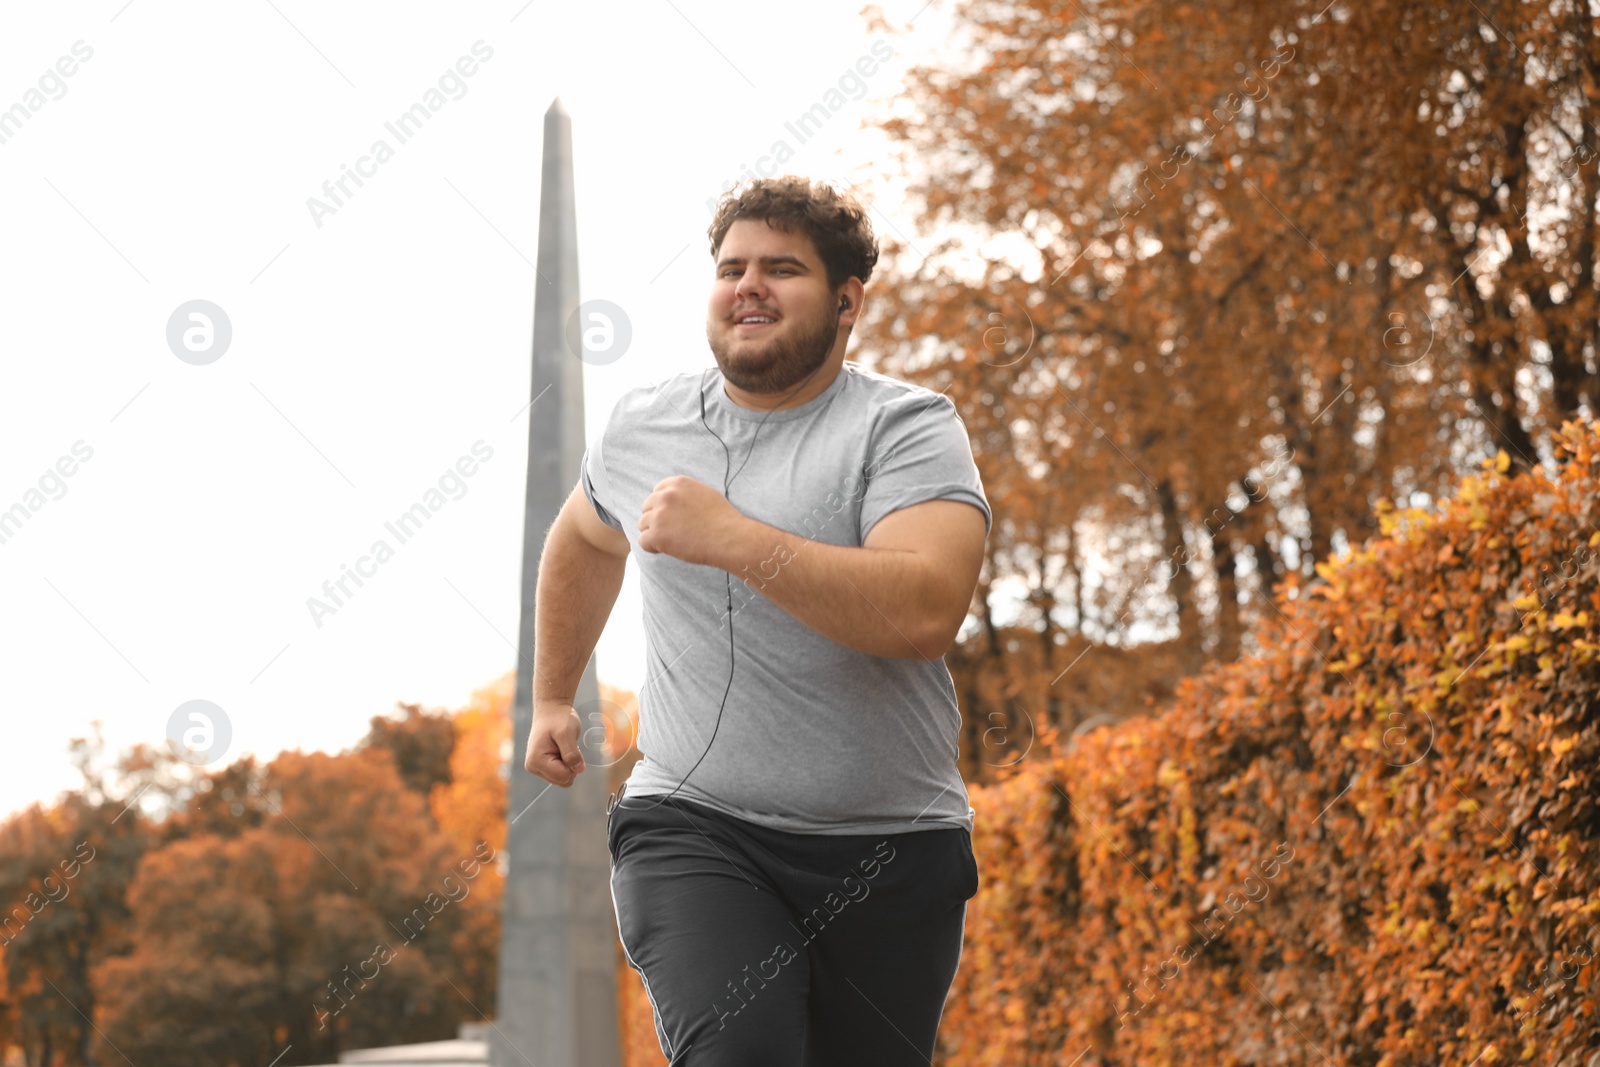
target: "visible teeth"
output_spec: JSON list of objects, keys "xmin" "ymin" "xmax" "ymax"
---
[{"xmin": 740, "ymin": 316, "xmax": 775, "ymax": 324}]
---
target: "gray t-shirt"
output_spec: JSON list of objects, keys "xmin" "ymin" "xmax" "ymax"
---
[{"xmin": 581, "ymin": 359, "xmax": 991, "ymax": 836}]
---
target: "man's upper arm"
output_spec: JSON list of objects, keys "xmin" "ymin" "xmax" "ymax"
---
[
  {"xmin": 567, "ymin": 438, "xmax": 630, "ymax": 559},
  {"xmin": 855, "ymin": 390, "xmax": 991, "ymax": 657},
  {"xmin": 862, "ymin": 499, "xmax": 987, "ymax": 659},
  {"xmin": 561, "ymin": 481, "xmax": 630, "ymax": 559}
]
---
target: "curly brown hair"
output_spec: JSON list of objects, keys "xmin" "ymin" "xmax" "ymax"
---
[{"xmin": 706, "ymin": 176, "xmax": 880, "ymax": 293}]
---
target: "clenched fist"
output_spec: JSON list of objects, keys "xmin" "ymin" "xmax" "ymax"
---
[
  {"xmin": 638, "ymin": 475, "xmax": 744, "ymax": 567},
  {"xmin": 525, "ymin": 701, "xmax": 585, "ymax": 787}
]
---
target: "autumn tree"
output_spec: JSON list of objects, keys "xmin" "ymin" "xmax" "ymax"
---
[
  {"xmin": 425, "ymin": 676, "xmax": 513, "ymax": 1020},
  {"xmin": 0, "ymin": 728, "xmax": 156, "ymax": 1067},
  {"xmin": 856, "ymin": 0, "xmax": 1600, "ymax": 769},
  {"xmin": 93, "ymin": 744, "xmax": 493, "ymax": 1066},
  {"xmin": 1, "ymin": 689, "xmax": 521, "ymax": 1067},
  {"xmin": 364, "ymin": 702, "xmax": 456, "ymax": 798}
]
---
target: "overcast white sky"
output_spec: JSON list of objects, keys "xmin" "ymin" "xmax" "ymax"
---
[{"xmin": 0, "ymin": 0, "xmax": 984, "ymax": 818}]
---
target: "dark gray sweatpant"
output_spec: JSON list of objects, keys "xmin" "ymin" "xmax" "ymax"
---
[{"xmin": 607, "ymin": 785, "xmax": 979, "ymax": 1065}]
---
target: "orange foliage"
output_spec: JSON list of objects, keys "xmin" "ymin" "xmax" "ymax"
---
[
  {"xmin": 426, "ymin": 675, "xmax": 516, "ymax": 1026},
  {"xmin": 936, "ymin": 420, "xmax": 1600, "ymax": 1064},
  {"xmin": 94, "ymin": 746, "xmax": 483, "ymax": 1065},
  {"xmin": 430, "ymin": 673, "xmax": 514, "ymax": 859},
  {"xmin": 864, "ymin": 0, "xmax": 1600, "ymax": 770}
]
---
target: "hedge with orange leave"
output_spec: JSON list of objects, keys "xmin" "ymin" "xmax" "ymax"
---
[{"xmin": 939, "ymin": 420, "xmax": 1600, "ymax": 1067}]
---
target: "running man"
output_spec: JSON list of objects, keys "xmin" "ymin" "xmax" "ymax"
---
[{"xmin": 523, "ymin": 175, "xmax": 991, "ymax": 1065}]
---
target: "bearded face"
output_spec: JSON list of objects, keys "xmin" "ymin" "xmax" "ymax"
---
[
  {"xmin": 707, "ymin": 291, "xmax": 840, "ymax": 395},
  {"xmin": 707, "ymin": 219, "xmax": 848, "ymax": 398}
]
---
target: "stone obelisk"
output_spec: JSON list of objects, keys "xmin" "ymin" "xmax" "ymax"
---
[{"xmin": 493, "ymin": 97, "xmax": 621, "ymax": 1067}]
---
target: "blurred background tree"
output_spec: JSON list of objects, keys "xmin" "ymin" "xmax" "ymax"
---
[
  {"xmin": 0, "ymin": 683, "xmax": 515, "ymax": 1067},
  {"xmin": 856, "ymin": 0, "xmax": 1599, "ymax": 779},
  {"xmin": 0, "ymin": 728, "xmax": 155, "ymax": 1067}
]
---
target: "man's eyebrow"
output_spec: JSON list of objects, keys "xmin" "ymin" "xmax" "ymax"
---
[{"xmin": 715, "ymin": 254, "xmax": 811, "ymax": 270}]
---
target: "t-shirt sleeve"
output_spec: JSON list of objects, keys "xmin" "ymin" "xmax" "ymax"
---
[
  {"xmin": 580, "ymin": 438, "xmax": 624, "ymax": 532},
  {"xmin": 859, "ymin": 391, "xmax": 992, "ymax": 543}
]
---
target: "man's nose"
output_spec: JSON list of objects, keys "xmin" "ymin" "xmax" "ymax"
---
[{"xmin": 734, "ymin": 270, "xmax": 767, "ymax": 299}]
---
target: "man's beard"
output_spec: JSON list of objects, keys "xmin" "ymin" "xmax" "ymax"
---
[{"xmin": 706, "ymin": 303, "xmax": 839, "ymax": 396}]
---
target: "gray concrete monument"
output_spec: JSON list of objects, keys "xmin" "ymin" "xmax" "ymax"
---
[{"xmin": 491, "ymin": 97, "xmax": 622, "ymax": 1067}]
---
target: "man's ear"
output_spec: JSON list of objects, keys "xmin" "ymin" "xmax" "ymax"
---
[{"xmin": 837, "ymin": 279, "xmax": 865, "ymax": 320}]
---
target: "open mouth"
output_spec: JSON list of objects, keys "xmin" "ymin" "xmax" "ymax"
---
[{"xmin": 734, "ymin": 312, "xmax": 779, "ymax": 331}]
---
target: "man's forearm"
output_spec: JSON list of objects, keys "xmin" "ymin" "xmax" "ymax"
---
[
  {"xmin": 533, "ymin": 524, "xmax": 626, "ymax": 703},
  {"xmin": 713, "ymin": 516, "xmax": 941, "ymax": 660}
]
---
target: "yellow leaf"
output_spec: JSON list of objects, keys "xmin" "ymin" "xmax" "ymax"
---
[{"xmin": 1495, "ymin": 449, "xmax": 1510, "ymax": 472}]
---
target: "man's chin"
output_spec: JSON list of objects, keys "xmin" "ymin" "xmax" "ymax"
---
[
  {"xmin": 714, "ymin": 343, "xmax": 778, "ymax": 372},
  {"xmin": 714, "ymin": 351, "xmax": 762, "ymax": 374},
  {"xmin": 724, "ymin": 333, "xmax": 778, "ymax": 354}
]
